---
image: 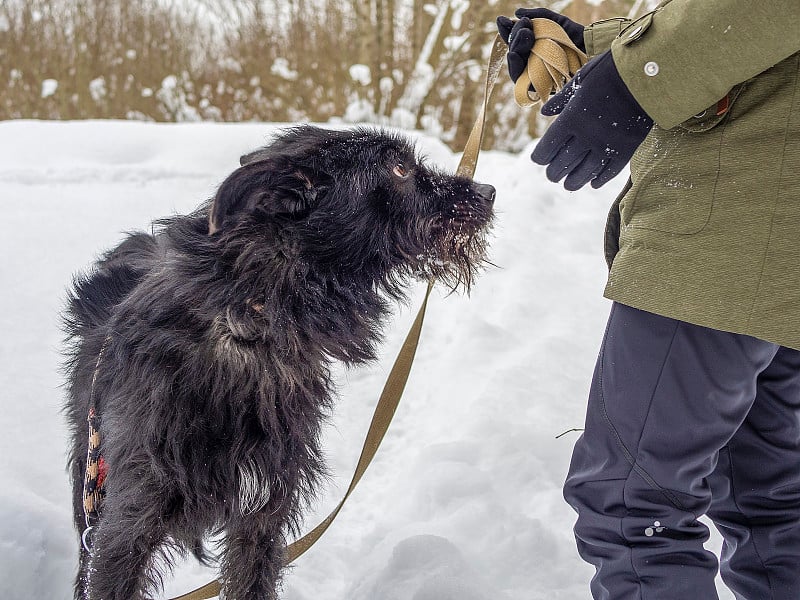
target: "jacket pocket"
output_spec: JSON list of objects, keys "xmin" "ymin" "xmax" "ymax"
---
[
  {"xmin": 617, "ymin": 83, "xmax": 745, "ymax": 236},
  {"xmin": 620, "ymin": 122, "xmax": 726, "ymax": 236}
]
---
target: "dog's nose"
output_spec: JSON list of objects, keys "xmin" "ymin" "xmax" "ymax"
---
[{"xmin": 475, "ymin": 183, "xmax": 496, "ymax": 205}]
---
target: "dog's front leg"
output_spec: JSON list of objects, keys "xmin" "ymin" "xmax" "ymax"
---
[{"xmin": 220, "ymin": 510, "xmax": 289, "ymax": 600}]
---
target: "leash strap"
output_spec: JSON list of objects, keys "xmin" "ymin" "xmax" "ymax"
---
[
  {"xmin": 82, "ymin": 337, "xmax": 111, "ymax": 536},
  {"xmin": 456, "ymin": 34, "xmax": 507, "ymax": 178},
  {"xmin": 82, "ymin": 408, "xmax": 104, "ymax": 526},
  {"xmin": 513, "ymin": 18, "xmax": 588, "ymax": 107},
  {"xmin": 286, "ymin": 278, "xmax": 434, "ymax": 562},
  {"xmin": 171, "ymin": 34, "xmax": 508, "ymax": 600}
]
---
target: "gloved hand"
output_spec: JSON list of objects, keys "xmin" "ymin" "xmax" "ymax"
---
[
  {"xmin": 497, "ymin": 8, "xmax": 586, "ymax": 84},
  {"xmin": 531, "ymin": 50, "xmax": 654, "ymax": 191}
]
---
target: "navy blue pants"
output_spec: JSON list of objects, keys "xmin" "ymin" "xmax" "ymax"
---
[{"xmin": 565, "ymin": 303, "xmax": 800, "ymax": 599}]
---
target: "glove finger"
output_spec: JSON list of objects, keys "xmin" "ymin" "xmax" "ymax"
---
[
  {"xmin": 515, "ymin": 7, "xmax": 560, "ymax": 21},
  {"xmin": 496, "ymin": 16, "xmax": 514, "ymax": 44},
  {"xmin": 564, "ymin": 154, "xmax": 605, "ymax": 191},
  {"xmin": 507, "ymin": 52, "xmax": 528, "ymax": 83},
  {"xmin": 508, "ymin": 17, "xmax": 532, "ymax": 48},
  {"xmin": 509, "ymin": 27, "xmax": 534, "ymax": 58},
  {"xmin": 545, "ymin": 145, "xmax": 590, "ymax": 183},
  {"xmin": 515, "ymin": 8, "xmax": 585, "ymax": 48},
  {"xmin": 590, "ymin": 158, "xmax": 625, "ymax": 189},
  {"xmin": 531, "ymin": 128, "xmax": 573, "ymax": 166}
]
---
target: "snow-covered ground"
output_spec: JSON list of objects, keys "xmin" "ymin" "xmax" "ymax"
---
[{"xmin": 0, "ymin": 120, "xmax": 733, "ymax": 599}]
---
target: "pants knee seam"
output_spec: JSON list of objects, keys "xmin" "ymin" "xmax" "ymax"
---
[{"xmin": 597, "ymin": 315, "xmax": 691, "ymax": 516}]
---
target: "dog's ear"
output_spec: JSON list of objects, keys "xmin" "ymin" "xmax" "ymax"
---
[
  {"xmin": 269, "ymin": 168, "xmax": 332, "ymax": 216},
  {"xmin": 209, "ymin": 164, "xmax": 260, "ymax": 235},
  {"xmin": 208, "ymin": 162, "xmax": 331, "ymax": 235},
  {"xmin": 239, "ymin": 149, "xmax": 267, "ymax": 167}
]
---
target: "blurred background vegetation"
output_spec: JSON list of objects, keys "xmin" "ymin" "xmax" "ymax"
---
[{"xmin": 0, "ymin": 0, "xmax": 651, "ymax": 151}]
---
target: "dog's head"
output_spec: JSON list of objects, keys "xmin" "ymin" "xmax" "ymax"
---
[{"xmin": 209, "ymin": 125, "xmax": 494, "ymax": 293}]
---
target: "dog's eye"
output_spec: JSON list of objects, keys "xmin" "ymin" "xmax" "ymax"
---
[{"xmin": 393, "ymin": 162, "xmax": 410, "ymax": 180}]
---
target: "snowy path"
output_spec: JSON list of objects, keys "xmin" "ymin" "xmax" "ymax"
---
[{"xmin": 0, "ymin": 121, "xmax": 732, "ymax": 599}]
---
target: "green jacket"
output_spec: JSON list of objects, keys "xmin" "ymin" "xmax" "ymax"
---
[{"xmin": 584, "ymin": 0, "xmax": 800, "ymax": 350}]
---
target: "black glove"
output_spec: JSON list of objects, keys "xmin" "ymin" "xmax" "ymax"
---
[
  {"xmin": 531, "ymin": 50, "xmax": 654, "ymax": 191},
  {"xmin": 496, "ymin": 16, "xmax": 535, "ymax": 84},
  {"xmin": 513, "ymin": 8, "xmax": 586, "ymax": 52},
  {"xmin": 497, "ymin": 9, "xmax": 586, "ymax": 85}
]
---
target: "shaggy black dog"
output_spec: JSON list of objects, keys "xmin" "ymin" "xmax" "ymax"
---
[{"xmin": 62, "ymin": 125, "xmax": 494, "ymax": 600}]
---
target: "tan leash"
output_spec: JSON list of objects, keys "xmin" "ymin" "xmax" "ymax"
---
[
  {"xmin": 513, "ymin": 18, "xmax": 588, "ymax": 107},
  {"xmin": 172, "ymin": 25, "xmax": 585, "ymax": 599}
]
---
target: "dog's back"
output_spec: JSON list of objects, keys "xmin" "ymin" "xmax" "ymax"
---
[{"xmin": 66, "ymin": 232, "xmax": 158, "ymax": 338}]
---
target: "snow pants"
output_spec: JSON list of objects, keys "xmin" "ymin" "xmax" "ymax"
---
[{"xmin": 565, "ymin": 302, "xmax": 800, "ymax": 600}]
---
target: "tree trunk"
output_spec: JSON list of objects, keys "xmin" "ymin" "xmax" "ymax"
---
[{"xmin": 394, "ymin": 0, "xmax": 449, "ymax": 127}]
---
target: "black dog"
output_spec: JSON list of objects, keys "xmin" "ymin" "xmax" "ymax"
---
[{"xmin": 62, "ymin": 125, "xmax": 494, "ymax": 600}]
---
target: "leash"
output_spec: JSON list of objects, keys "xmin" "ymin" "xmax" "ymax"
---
[
  {"xmin": 81, "ymin": 336, "xmax": 111, "ymax": 551},
  {"xmin": 511, "ymin": 18, "xmax": 588, "ymax": 107}
]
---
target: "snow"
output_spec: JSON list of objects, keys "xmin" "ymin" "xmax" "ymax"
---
[
  {"xmin": 41, "ymin": 79, "xmax": 59, "ymax": 99},
  {"xmin": 88, "ymin": 77, "xmax": 107, "ymax": 102},
  {"xmin": 0, "ymin": 120, "xmax": 734, "ymax": 600},
  {"xmin": 272, "ymin": 58, "xmax": 299, "ymax": 82},
  {"xmin": 349, "ymin": 64, "xmax": 372, "ymax": 87},
  {"xmin": 157, "ymin": 78, "xmax": 201, "ymax": 122}
]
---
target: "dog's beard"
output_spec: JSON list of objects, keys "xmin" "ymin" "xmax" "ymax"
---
[{"xmin": 411, "ymin": 215, "xmax": 492, "ymax": 293}]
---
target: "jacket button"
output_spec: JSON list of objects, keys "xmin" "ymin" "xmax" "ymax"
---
[{"xmin": 644, "ymin": 61, "xmax": 660, "ymax": 76}]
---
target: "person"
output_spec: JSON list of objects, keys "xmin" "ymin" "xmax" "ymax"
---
[{"xmin": 497, "ymin": 2, "xmax": 800, "ymax": 598}]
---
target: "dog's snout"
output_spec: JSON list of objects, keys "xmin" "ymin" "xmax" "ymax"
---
[{"xmin": 475, "ymin": 183, "xmax": 496, "ymax": 205}]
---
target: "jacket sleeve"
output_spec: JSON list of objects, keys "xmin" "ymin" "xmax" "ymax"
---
[
  {"xmin": 584, "ymin": 18, "xmax": 631, "ymax": 57},
  {"xmin": 611, "ymin": 0, "xmax": 800, "ymax": 129}
]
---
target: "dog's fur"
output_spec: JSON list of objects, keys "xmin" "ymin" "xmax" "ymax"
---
[{"xmin": 63, "ymin": 125, "xmax": 494, "ymax": 599}]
